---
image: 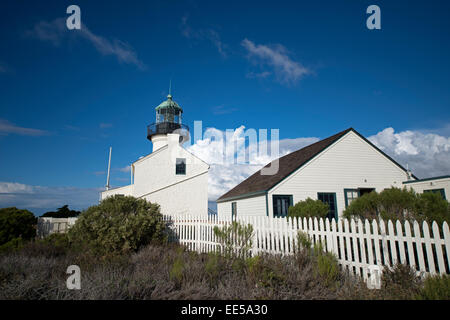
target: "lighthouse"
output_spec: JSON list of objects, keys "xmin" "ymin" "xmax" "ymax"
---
[
  {"xmin": 100, "ymin": 90, "xmax": 209, "ymax": 217},
  {"xmin": 147, "ymin": 93, "xmax": 189, "ymax": 152}
]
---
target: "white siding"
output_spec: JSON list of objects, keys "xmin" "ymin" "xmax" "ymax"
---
[
  {"xmin": 133, "ymin": 135, "xmax": 208, "ymax": 198},
  {"xmin": 142, "ymin": 172, "xmax": 208, "ymax": 216},
  {"xmin": 404, "ymin": 177, "xmax": 450, "ymax": 201},
  {"xmin": 101, "ymin": 185, "xmax": 133, "ymax": 199},
  {"xmin": 100, "ymin": 133, "xmax": 209, "ymax": 217},
  {"xmin": 217, "ymin": 202, "xmax": 231, "ymax": 218},
  {"xmin": 218, "ymin": 195, "xmax": 266, "ymax": 219},
  {"xmin": 269, "ymin": 131, "xmax": 410, "ymax": 218}
]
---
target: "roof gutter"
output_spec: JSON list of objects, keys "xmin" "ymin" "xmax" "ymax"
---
[{"xmin": 216, "ymin": 190, "xmax": 267, "ymax": 203}]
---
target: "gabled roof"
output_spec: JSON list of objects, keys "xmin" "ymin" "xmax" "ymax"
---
[{"xmin": 217, "ymin": 128, "xmax": 417, "ymax": 203}]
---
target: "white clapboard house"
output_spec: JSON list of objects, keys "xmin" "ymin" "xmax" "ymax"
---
[
  {"xmin": 101, "ymin": 93, "xmax": 209, "ymax": 216},
  {"xmin": 217, "ymin": 128, "xmax": 449, "ymax": 220}
]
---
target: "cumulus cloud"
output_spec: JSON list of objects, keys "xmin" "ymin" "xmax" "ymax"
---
[
  {"xmin": 188, "ymin": 125, "xmax": 450, "ymax": 201},
  {"xmin": 187, "ymin": 126, "xmax": 318, "ymax": 200},
  {"xmin": 26, "ymin": 18, "xmax": 146, "ymax": 70},
  {"xmin": 241, "ymin": 38, "xmax": 311, "ymax": 85},
  {"xmin": 0, "ymin": 118, "xmax": 49, "ymax": 136},
  {"xmin": 181, "ymin": 15, "xmax": 227, "ymax": 57},
  {"xmin": 0, "ymin": 182, "xmax": 101, "ymax": 215},
  {"xmin": 368, "ymin": 127, "xmax": 450, "ymax": 179}
]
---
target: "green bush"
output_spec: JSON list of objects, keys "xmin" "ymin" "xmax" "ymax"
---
[
  {"xmin": 205, "ymin": 252, "xmax": 223, "ymax": 281},
  {"xmin": 68, "ymin": 195, "xmax": 166, "ymax": 254},
  {"xmin": 417, "ymin": 274, "xmax": 450, "ymax": 300},
  {"xmin": 312, "ymin": 242, "xmax": 340, "ymax": 287},
  {"xmin": 288, "ymin": 198, "xmax": 329, "ymax": 219},
  {"xmin": 0, "ymin": 207, "xmax": 36, "ymax": 245},
  {"xmin": 378, "ymin": 187, "xmax": 416, "ymax": 221},
  {"xmin": 343, "ymin": 187, "xmax": 450, "ymax": 225},
  {"xmin": 380, "ymin": 263, "xmax": 422, "ymax": 299},
  {"xmin": 295, "ymin": 231, "xmax": 340, "ymax": 287},
  {"xmin": 0, "ymin": 237, "xmax": 25, "ymax": 254},
  {"xmin": 169, "ymin": 248, "xmax": 185, "ymax": 285},
  {"xmin": 296, "ymin": 231, "xmax": 312, "ymax": 251},
  {"xmin": 316, "ymin": 250, "xmax": 340, "ymax": 287},
  {"xmin": 213, "ymin": 221, "xmax": 254, "ymax": 259},
  {"xmin": 414, "ymin": 192, "xmax": 450, "ymax": 226},
  {"xmin": 41, "ymin": 205, "xmax": 80, "ymax": 218},
  {"xmin": 343, "ymin": 191, "xmax": 379, "ymax": 220}
]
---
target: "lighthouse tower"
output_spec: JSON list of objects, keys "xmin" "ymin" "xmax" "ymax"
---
[{"xmin": 147, "ymin": 93, "xmax": 189, "ymax": 152}]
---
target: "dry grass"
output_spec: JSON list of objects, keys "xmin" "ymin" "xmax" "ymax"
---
[{"xmin": 0, "ymin": 241, "xmax": 446, "ymax": 300}]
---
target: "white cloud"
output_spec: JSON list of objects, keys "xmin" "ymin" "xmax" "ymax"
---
[
  {"xmin": 0, "ymin": 118, "xmax": 49, "ymax": 136},
  {"xmin": 0, "ymin": 182, "xmax": 101, "ymax": 215},
  {"xmin": 27, "ymin": 18, "xmax": 146, "ymax": 70},
  {"xmin": 368, "ymin": 127, "xmax": 450, "ymax": 179},
  {"xmin": 181, "ymin": 15, "xmax": 227, "ymax": 57},
  {"xmin": 188, "ymin": 125, "xmax": 450, "ymax": 201},
  {"xmin": 118, "ymin": 165, "xmax": 131, "ymax": 173},
  {"xmin": 241, "ymin": 38, "xmax": 310, "ymax": 85},
  {"xmin": 187, "ymin": 126, "xmax": 318, "ymax": 200}
]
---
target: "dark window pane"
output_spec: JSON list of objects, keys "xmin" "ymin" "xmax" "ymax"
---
[
  {"xmin": 273, "ymin": 195, "xmax": 292, "ymax": 217},
  {"xmin": 176, "ymin": 158, "xmax": 186, "ymax": 175},
  {"xmin": 318, "ymin": 193, "xmax": 337, "ymax": 221}
]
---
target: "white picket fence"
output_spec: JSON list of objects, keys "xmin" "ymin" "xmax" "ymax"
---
[{"xmin": 163, "ymin": 214, "xmax": 450, "ymax": 288}]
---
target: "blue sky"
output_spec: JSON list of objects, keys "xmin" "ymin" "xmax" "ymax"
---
[{"xmin": 0, "ymin": 0, "xmax": 449, "ymax": 214}]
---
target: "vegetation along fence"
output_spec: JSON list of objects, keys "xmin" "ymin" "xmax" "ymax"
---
[{"xmin": 162, "ymin": 214, "xmax": 450, "ymax": 289}]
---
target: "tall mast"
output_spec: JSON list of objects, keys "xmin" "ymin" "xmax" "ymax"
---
[{"xmin": 106, "ymin": 146, "xmax": 112, "ymax": 190}]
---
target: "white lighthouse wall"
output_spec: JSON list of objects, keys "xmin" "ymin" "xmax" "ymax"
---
[
  {"xmin": 141, "ymin": 172, "xmax": 208, "ymax": 216},
  {"xmin": 101, "ymin": 133, "xmax": 209, "ymax": 216}
]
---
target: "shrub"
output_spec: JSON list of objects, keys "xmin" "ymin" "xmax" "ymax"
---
[
  {"xmin": 414, "ymin": 192, "xmax": 450, "ymax": 226},
  {"xmin": 0, "ymin": 207, "xmax": 36, "ymax": 246},
  {"xmin": 205, "ymin": 252, "xmax": 223, "ymax": 281},
  {"xmin": 288, "ymin": 198, "xmax": 329, "ymax": 219},
  {"xmin": 169, "ymin": 248, "xmax": 185, "ymax": 285},
  {"xmin": 213, "ymin": 221, "xmax": 254, "ymax": 259},
  {"xmin": 294, "ymin": 232, "xmax": 340, "ymax": 288},
  {"xmin": 68, "ymin": 195, "xmax": 166, "ymax": 254},
  {"xmin": 378, "ymin": 187, "xmax": 416, "ymax": 221},
  {"xmin": 312, "ymin": 242, "xmax": 340, "ymax": 287},
  {"xmin": 296, "ymin": 231, "xmax": 312, "ymax": 252},
  {"xmin": 343, "ymin": 191, "xmax": 379, "ymax": 220},
  {"xmin": 41, "ymin": 205, "xmax": 80, "ymax": 218},
  {"xmin": 417, "ymin": 274, "xmax": 450, "ymax": 300},
  {"xmin": 380, "ymin": 263, "xmax": 422, "ymax": 299},
  {"xmin": 343, "ymin": 187, "xmax": 450, "ymax": 225},
  {"xmin": 0, "ymin": 237, "xmax": 25, "ymax": 254}
]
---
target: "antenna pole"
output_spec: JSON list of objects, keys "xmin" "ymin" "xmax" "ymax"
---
[{"xmin": 106, "ymin": 146, "xmax": 112, "ymax": 190}]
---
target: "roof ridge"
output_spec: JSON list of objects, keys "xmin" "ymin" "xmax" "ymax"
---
[{"xmin": 217, "ymin": 128, "xmax": 353, "ymax": 202}]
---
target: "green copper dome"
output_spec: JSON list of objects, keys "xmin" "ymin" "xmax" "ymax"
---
[{"xmin": 155, "ymin": 94, "xmax": 183, "ymax": 113}]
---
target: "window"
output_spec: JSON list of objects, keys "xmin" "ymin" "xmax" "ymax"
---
[
  {"xmin": 318, "ymin": 192, "xmax": 337, "ymax": 221},
  {"xmin": 344, "ymin": 189, "xmax": 359, "ymax": 208},
  {"xmin": 424, "ymin": 188, "xmax": 446, "ymax": 200},
  {"xmin": 344, "ymin": 188, "xmax": 375, "ymax": 208},
  {"xmin": 175, "ymin": 158, "xmax": 186, "ymax": 175},
  {"xmin": 231, "ymin": 202, "xmax": 237, "ymax": 221},
  {"xmin": 272, "ymin": 195, "xmax": 293, "ymax": 217}
]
